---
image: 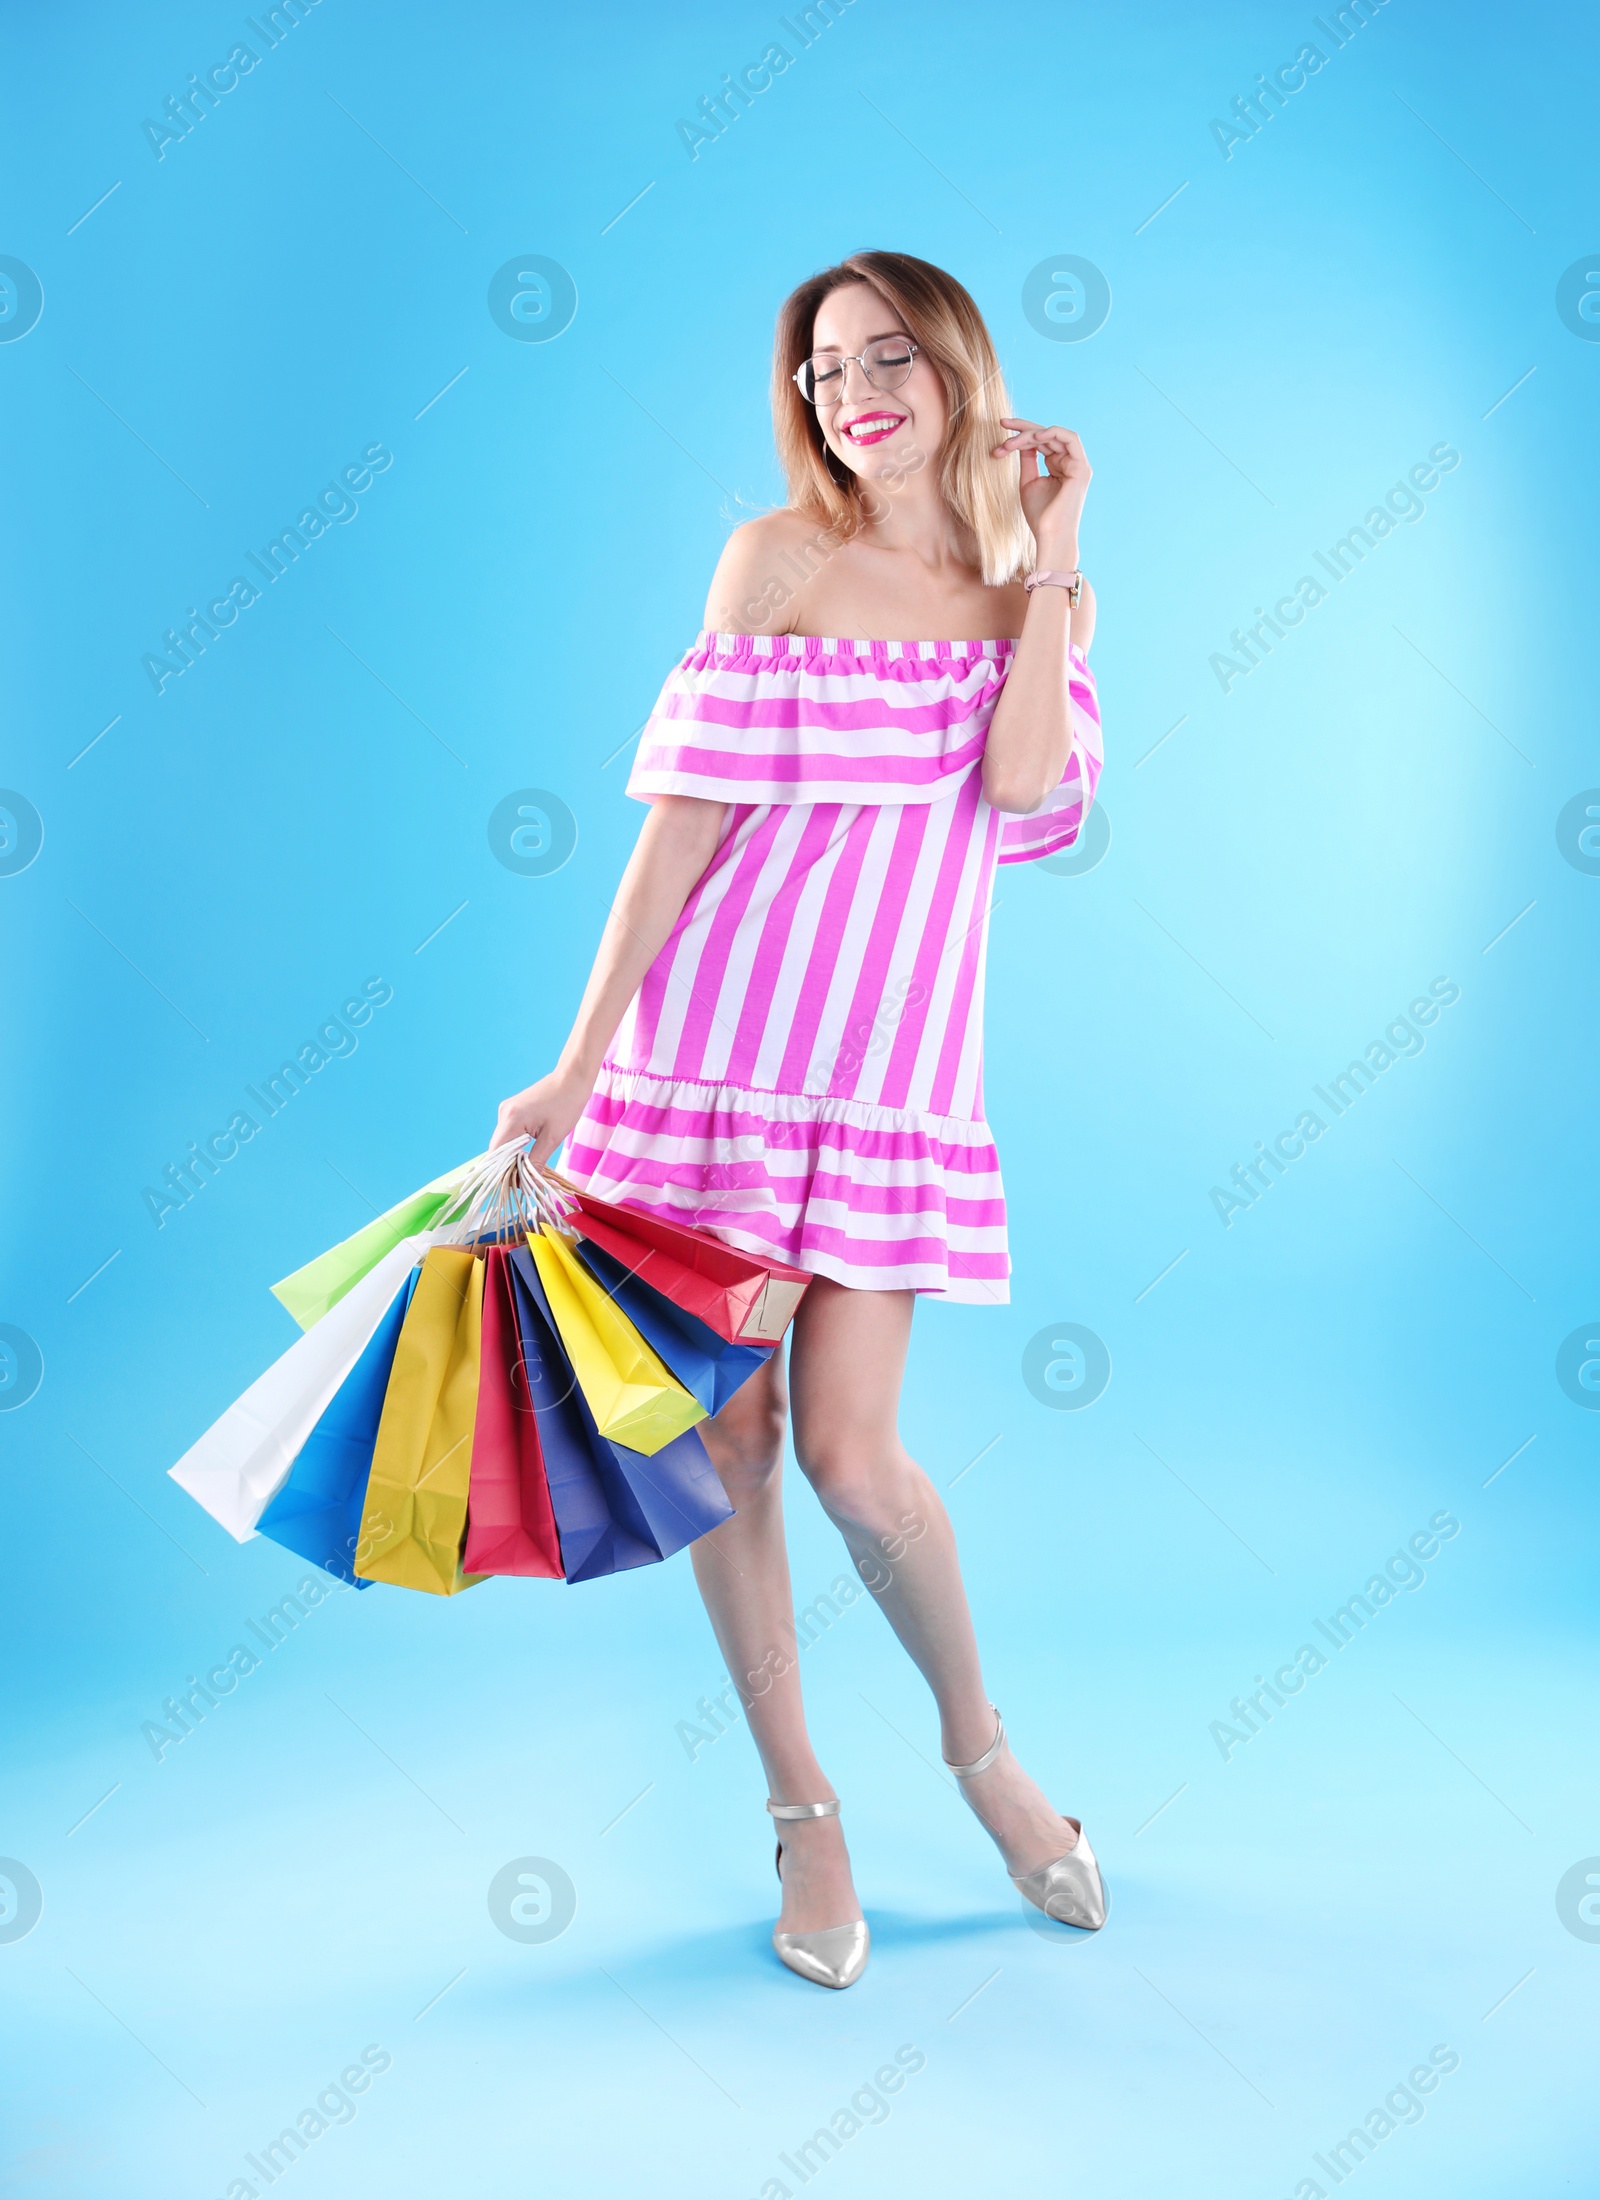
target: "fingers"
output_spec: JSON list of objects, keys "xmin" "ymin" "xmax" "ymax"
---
[
  {"xmin": 1029, "ymin": 434, "xmax": 1081, "ymax": 478},
  {"xmin": 994, "ymin": 419, "xmax": 1087, "ymax": 475},
  {"xmin": 491, "ymin": 1099, "xmax": 538, "ymax": 1151},
  {"xmin": 528, "ymin": 1122, "xmax": 562, "ymax": 1168},
  {"xmin": 992, "ymin": 415, "xmax": 1040, "ymax": 457}
]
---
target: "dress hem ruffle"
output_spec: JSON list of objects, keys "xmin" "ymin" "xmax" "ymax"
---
[{"xmin": 562, "ymin": 1064, "xmax": 1012, "ymax": 1307}]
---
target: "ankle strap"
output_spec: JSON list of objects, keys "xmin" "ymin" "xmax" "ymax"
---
[
  {"xmin": 766, "ymin": 1798, "xmax": 841, "ymax": 1821},
  {"xmin": 943, "ymin": 1708, "xmax": 1005, "ymax": 1780}
]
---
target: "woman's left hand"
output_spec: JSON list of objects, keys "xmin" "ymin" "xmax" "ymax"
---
[{"xmin": 994, "ymin": 419, "xmax": 1091, "ymax": 562}]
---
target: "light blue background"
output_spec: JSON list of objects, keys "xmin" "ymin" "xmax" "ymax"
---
[{"xmin": 3, "ymin": 2, "xmax": 1596, "ymax": 2194}]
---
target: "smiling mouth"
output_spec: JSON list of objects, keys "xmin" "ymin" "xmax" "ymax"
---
[{"xmin": 840, "ymin": 411, "xmax": 907, "ymax": 447}]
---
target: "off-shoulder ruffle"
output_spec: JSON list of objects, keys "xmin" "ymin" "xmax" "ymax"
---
[{"xmin": 627, "ymin": 630, "xmax": 1102, "ymax": 849}]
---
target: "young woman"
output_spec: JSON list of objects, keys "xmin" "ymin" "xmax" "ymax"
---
[{"xmin": 492, "ymin": 250, "xmax": 1105, "ymax": 1989}]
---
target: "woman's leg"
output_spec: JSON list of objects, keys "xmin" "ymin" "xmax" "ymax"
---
[
  {"xmin": 786, "ymin": 1278, "xmax": 1082, "ymax": 1877},
  {"xmin": 691, "ymin": 1348, "xmax": 862, "ymax": 1935}
]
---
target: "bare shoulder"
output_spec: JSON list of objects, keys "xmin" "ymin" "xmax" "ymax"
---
[{"xmin": 704, "ymin": 508, "xmax": 829, "ymax": 635}]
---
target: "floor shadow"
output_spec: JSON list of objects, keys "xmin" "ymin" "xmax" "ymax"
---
[
  {"xmin": 859, "ymin": 1904, "xmax": 1029, "ymax": 1948},
  {"xmin": 467, "ymin": 1896, "xmax": 1109, "ymax": 2021}
]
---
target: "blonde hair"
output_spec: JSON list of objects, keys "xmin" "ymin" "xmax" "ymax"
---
[{"xmin": 771, "ymin": 250, "xmax": 1034, "ymax": 587}]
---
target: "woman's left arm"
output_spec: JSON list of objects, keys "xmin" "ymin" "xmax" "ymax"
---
[{"xmin": 981, "ymin": 421, "xmax": 1096, "ymax": 815}]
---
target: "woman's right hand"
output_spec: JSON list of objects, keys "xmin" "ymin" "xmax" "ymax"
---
[{"xmin": 490, "ymin": 1062, "xmax": 595, "ymax": 1163}]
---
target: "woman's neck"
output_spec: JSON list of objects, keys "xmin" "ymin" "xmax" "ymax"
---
[{"xmin": 852, "ymin": 465, "xmax": 975, "ymax": 575}]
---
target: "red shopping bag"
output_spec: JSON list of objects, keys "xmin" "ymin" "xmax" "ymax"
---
[
  {"xmin": 462, "ymin": 1248, "xmax": 563, "ymax": 1578},
  {"xmin": 561, "ymin": 1188, "xmax": 812, "ymax": 1344}
]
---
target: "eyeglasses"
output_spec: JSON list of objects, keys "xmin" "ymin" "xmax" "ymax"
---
[{"xmin": 793, "ymin": 341, "xmax": 919, "ymax": 406}]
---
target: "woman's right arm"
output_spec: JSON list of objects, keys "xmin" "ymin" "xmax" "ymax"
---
[{"xmin": 490, "ymin": 791, "xmax": 726, "ymax": 1158}]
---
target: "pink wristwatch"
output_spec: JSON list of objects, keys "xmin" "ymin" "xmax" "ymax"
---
[{"xmin": 1024, "ymin": 568, "xmax": 1084, "ymax": 606}]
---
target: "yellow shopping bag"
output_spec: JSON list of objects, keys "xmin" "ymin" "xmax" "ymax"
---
[
  {"xmin": 355, "ymin": 1248, "xmax": 489, "ymax": 1595},
  {"xmin": 525, "ymin": 1230, "xmax": 706, "ymax": 1456}
]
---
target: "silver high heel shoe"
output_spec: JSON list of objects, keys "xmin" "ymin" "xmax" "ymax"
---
[
  {"xmin": 944, "ymin": 1709, "xmax": 1108, "ymax": 1931},
  {"xmin": 767, "ymin": 1799, "xmax": 870, "ymax": 1989}
]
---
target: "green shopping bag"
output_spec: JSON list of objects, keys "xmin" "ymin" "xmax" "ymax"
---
[{"xmin": 271, "ymin": 1160, "xmax": 474, "ymax": 1332}]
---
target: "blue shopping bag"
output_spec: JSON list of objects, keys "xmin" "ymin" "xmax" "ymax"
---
[
  {"xmin": 255, "ymin": 1268, "xmax": 418, "ymax": 1586},
  {"xmin": 508, "ymin": 1246, "xmax": 730, "ymax": 1581}
]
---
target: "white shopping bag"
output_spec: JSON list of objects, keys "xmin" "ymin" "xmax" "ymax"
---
[{"xmin": 168, "ymin": 1230, "xmax": 448, "ymax": 1543}]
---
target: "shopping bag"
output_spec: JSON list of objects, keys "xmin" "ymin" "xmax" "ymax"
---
[
  {"xmin": 461, "ymin": 1248, "xmax": 562, "ymax": 1578},
  {"xmin": 505, "ymin": 1247, "xmax": 661, "ymax": 1581},
  {"xmin": 254, "ymin": 1267, "xmax": 419, "ymax": 1586},
  {"xmin": 170, "ymin": 1230, "xmax": 446, "ymax": 1542},
  {"xmin": 271, "ymin": 1158, "xmax": 476, "ymax": 1331},
  {"xmin": 572, "ymin": 1235, "xmax": 772, "ymax": 1418},
  {"xmin": 605, "ymin": 1420, "xmax": 734, "ymax": 1564},
  {"xmin": 523, "ymin": 1228, "xmax": 705, "ymax": 1456},
  {"xmin": 562, "ymin": 1189, "xmax": 811, "ymax": 1344},
  {"xmin": 356, "ymin": 1248, "xmax": 489, "ymax": 1596},
  {"xmin": 509, "ymin": 1245, "xmax": 732, "ymax": 1577}
]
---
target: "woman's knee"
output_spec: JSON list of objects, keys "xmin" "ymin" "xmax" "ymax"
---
[
  {"xmin": 793, "ymin": 1427, "xmax": 916, "ymax": 1541},
  {"xmin": 701, "ymin": 1372, "xmax": 788, "ymax": 1497}
]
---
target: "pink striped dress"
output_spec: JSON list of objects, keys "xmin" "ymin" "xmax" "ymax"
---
[{"xmin": 564, "ymin": 630, "xmax": 1103, "ymax": 1303}]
